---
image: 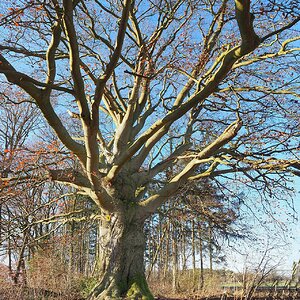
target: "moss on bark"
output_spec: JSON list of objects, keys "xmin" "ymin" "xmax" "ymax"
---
[
  {"xmin": 87, "ymin": 216, "xmax": 154, "ymax": 300},
  {"xmin": 126, "ymin": 275, "xmax": 154, "ymax": 300}
]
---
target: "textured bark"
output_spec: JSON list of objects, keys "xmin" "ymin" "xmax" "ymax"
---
[{"xmin": 88, "ymin": 213, "xmax": 154, "ymax": 300}]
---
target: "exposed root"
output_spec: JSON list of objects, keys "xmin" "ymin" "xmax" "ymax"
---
[{"xmin": 88, "ymin": 275, "xmax": 154, "ymax": 300}]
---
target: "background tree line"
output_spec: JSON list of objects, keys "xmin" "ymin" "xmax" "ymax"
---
[{"xmin": 0, "ymin": 97, "xmax": 295, "ymax": 299}]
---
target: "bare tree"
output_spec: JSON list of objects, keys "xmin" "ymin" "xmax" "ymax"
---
[{"xmin": 0, "ymin": 0, "xmax": 299, "ymax": 298}]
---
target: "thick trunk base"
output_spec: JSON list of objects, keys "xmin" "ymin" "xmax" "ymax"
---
[
  {"xmin": 87, "ymin": 215, "xmax": 154, "ymax": 300},
  {"xmin": 89, "ymin": 275, "xmax": 154, "ymax": 300}
]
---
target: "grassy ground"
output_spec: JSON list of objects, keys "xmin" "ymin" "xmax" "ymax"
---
[{"xmin": 0, "ymin": 267, "xmax": 296, "ymax": 300}]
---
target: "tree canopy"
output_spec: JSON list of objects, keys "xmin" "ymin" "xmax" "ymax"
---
[{"xmin": 0, "ymin": 0, "xmax": 300, "ymax": 299}]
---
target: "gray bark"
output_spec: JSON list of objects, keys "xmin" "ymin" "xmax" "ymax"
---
[{"xmin": 88, "ymin": 212, "xmax": 154, "ymax": 300}]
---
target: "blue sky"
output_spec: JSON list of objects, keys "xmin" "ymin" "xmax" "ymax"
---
[{"xmin": 222, "ymin": 176, "xmax": 300, "ymax": 274}]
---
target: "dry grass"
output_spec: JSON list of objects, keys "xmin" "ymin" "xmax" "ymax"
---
[
  {"xmin": 148, "ymin": 270, "xmax": 225, "ymax": 300},
  {"xmin": 0, "ymin": 285, "xmax": 84, "ymax": 300},
  {"xmin": 0, "ymin": 249, "xmax": 84, "ymax": 300}
]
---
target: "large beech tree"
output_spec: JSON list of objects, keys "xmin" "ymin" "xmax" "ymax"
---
[{"xmin": 0, "ymin": 0, "xmax": 300, "ymax": 299}]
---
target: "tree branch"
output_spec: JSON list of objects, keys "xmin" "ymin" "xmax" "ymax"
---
[
  {"xmin": 105, "ymin": 0, "xmax": 261, "ymax": 181},
  {"xmin": 138, "ymin": 119, "xmax": 243, "ymax": 216},
  {"xmin": 48, "ymin": 168, "xmax": 91, "ymax": 190},
  {"xmin": 62, "ymin": 0, "xmax": 90, "ymax": 123},
  {"xmin": 93, "ymin": 0, "xmax": 132, "ymax": 106},
  {"xmin": 261, "ymin": 16, "xmax": 300, "ymax": 43}
]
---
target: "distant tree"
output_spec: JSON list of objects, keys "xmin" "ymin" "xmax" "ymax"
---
[
  {"xmin": 0, "ymin": 97, "xmax": 39, "ymax": 284},
  {"xmin": 0, "ymin": 97, "xmax": 80, "ymax": 284},
  {"xmin": 145, "ymin": 179, "xmax": 242, "ymax": 291},
  {"xmin": 0, "ymin": 0, "xmax": 299, "ymax": 299}
]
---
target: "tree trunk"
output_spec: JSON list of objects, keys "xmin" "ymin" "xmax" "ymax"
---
[
  {"xmin": 192, "ymin": 220, "xmax": 196, "ymax": 289},
  {"xmin": 88, "ymin": 213, "xmax": 154, "ymax": 300},
  {"xmin": 208, "ymin": 224, "xmax": 213, "ymax": 276},
  {"xmin": 163, "ymin": 222, "xmax": 170, "ymax": 279},
  {"xmin": 199, "ymin": 227, "xmax": 204, "ymax": 290},
  {"xmin": 171, "ymin": 229, "xmax": 178, "ymax": 293}
]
